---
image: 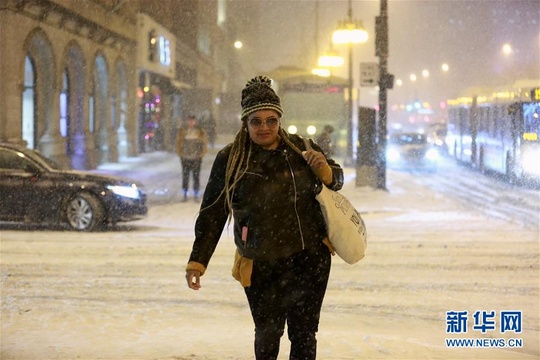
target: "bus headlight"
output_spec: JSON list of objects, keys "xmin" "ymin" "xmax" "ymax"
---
[
  {"xmin": 387, "ymin": 148, "xmax": 400, "ymax": 162},
  {"xmin": 522, "ymin": 149, "xmax": 540, "ymax": 176},
  {"xmin": 426, "ymin": 148, "xmax": 439, "ymax": 161}
]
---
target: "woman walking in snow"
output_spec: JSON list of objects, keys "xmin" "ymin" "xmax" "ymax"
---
[{"xmin": 185, "ymin": 76, "xmax": 344, "ymax": 359}]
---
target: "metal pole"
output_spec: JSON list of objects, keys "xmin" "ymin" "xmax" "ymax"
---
[
  {"xmin": 347, "ymin": 43, "xmax": 353, "ymax": 164},
  {"xmin": 346, "ymin": 0, "xmax": 354, "ymax": 165},
  {"xmin": 376, "ymin": 0, "xmax": 388, "ymax": 189}
]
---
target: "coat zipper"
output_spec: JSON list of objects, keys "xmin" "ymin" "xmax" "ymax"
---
[{"xmin": 283, "ymin": 149, "xmax": 305, "ymax": 250}]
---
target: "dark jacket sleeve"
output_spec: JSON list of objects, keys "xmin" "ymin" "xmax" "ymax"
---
[{"xmin": 188, "ymin": 146, "xmax": 231, "ymax": 268}]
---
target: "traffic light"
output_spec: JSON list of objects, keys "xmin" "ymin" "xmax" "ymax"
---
[{"xmin": 148, "ymin": 30, "xmax": 157, "ymax": 62}]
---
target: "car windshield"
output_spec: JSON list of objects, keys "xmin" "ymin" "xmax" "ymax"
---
[{"xmin": 390, "ymin": 134, "xmax": 427, "ymax": 145}]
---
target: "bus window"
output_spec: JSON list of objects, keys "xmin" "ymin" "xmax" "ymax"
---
[{"xmin": 522, "ymin": 102, "xmax": 540, "ymax": 140}]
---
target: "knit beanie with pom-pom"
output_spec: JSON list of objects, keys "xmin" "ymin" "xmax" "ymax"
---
[{"xmin": 240, "ymin": 75, "xmax": 284, "ymax": 120}]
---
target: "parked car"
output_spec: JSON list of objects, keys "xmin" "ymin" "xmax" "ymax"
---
[
  {"xmin": 386, "ymin": 132, "xmax": 440, "ymax": 172},
  {"xmin": 0, "ymin": 143, "xmax": 147, "ymax": 231}
]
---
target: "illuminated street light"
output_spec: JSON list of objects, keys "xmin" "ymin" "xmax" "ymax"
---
[
  {"xmin": 318, "ymin": 52, "xmax": 345, "ymax": 67},
  {"xmin": 502, "ymin": 43, "xmax": 513, "ymax": 55},
  {"xmin": 332, "ymin": 20, "xmax": 368, "ymax": 44},
  {"xmin": 311, "ymin": 68, "xmax": 331, "ymax": 77},
  {"xmin": 332, "ymin": 0, "xmax": 368, "ymax": 164}
]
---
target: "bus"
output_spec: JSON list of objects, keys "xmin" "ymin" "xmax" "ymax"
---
[
  {"xmin": 446, "ymin": 83, "xmax": 540, "ymax": 183},
  {"xmin": 269, "ymin": 71, "xmax": 348, "ymax": 157}
]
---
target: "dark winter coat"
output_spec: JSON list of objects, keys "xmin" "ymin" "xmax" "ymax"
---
[{"xmin": 188, "ymin": 133, "xmax": 344, "ymax": 266}]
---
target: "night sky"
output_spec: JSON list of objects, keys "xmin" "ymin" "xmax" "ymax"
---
[{"xmin": 230, "ymin": 0, "xmax": 539, "ymax": 112}]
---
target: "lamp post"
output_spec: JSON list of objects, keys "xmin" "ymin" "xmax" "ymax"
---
[{"xmin": 332, "ymin": 0, "xmax": 368, "ymax": 165}]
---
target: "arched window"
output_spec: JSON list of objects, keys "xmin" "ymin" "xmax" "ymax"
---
[
  {"xmin": 22, "ymin": 56, "xmax": 36, "ymax": 148},
  {"xmin": 60, "ymin": 71, "xmax": 69, "ymax": 138}
]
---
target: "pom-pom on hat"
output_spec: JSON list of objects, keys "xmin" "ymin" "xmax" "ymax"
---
[{"xmin": 241, "ymin": 75, "xmax": 284, "ymax": 120}]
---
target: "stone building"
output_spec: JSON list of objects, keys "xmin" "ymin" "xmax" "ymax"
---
[{"xmin": 0, "ymin": 0, "xmax": 240, "ymax": 169}]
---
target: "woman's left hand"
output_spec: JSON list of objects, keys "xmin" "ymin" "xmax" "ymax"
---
[{"xmin": 302, "ymin": 149, "xmax": 327, "ymax": 169}]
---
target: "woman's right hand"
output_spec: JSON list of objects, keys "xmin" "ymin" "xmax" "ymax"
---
[{"xmin": 186, "ymin": 270, "xmax": 202, "ymax": 290}]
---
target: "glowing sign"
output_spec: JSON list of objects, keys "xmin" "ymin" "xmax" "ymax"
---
[
  {"xmin": 523, "ymin": 132, "xmax": 538, "ymax": 141},
  {"xmin": 159, "ymin": 36, "xmax": 171, "ymax": 66},
  {"xmin": 531, "ymin": 88, "xmax": 540, "ymax": 101}
]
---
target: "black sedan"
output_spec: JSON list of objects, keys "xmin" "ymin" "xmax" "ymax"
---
[
  {"xmin": 386, "ymin": 132, "xmax": 440, "ymax": 172},
  {"xmin": 0, "ymin": 143, "xmax": 147, "ymax": 231}
]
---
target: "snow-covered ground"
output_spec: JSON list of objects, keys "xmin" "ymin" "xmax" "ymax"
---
[{"xmin": 1, "ymin": 141, "xmax": 539, "ymax": 360}]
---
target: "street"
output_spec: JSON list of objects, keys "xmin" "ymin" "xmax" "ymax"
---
[{"xmin": 1, "ymin": 139, "xmax": 539, "ymax": 359}]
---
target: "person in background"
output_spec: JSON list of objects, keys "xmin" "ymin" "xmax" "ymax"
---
[
  {"xmin": 185, "ymin": 75, "xmax": 344, "ymax": 359},
  {"xmin": 201, "ymin": 110, "xmax": 217, "ymax": 148},
  {"xmin": 175, "ymin": 115, "xmax": 208, "ymax": 202},
  {"xmin": 316, "ymin": 124, "xmax": 335, "ymax": 156}
]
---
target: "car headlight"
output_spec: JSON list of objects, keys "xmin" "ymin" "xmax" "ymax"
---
[
  {"xmin": 387, "ymin": 148, "xmax": 400, "ymax": 162},
  {"xmin": 425, "ymin": 148, "xmax": 439, "ymax": 161},
  {"xmin": 107, "ymin": 184, "xmax": 141, "ymax": 199}
]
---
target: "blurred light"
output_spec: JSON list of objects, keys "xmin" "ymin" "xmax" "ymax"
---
[
  {"xmin": 523, "ymin": 132, "xmax": 538, "ymax": 141},
  {"xmin": 522, "ymin": 148, "xmax": 540, "ymax": 175},
  {"xmin": 426, "ymin": 148, "xmax": 439, "ymax": 161},
  {"xmin": 386, "ymin": 148, "xmax": 400, "ymax": 162},
  {"xmin": 396, "ymin": 79, "xmax": 403, "ymax": 86},
  {"xmin": 410, "ymin": 74, "xmax": 417, "ymax": 82},
  {"xmin": 288, "ymin": 125, "xmax": 298, "ymax": 134},
  {"xmin": 422, "ymin": 69, "xmax": 430, "ymax": 78},
  {"xmin": 439, "ymin": 101, "xmax": 447, "ymax": 109},
  {"xmin": 107, "ymin": 185, "xmax": 141, "ymax": 199},
  {"xmin": 143, "ymin": 86, "xmax": 150, "ymax": 92},
  {"xmin": 332, "ymin": 20, "xmax": 368, "ymax": 44},
  {"xmin": 307, "ymin": 125, "xmax": 317, "ymax": 135},
  {"xmin": 318, "ymin": 53, "xmax": 344, "ymax": 67},
  {"xmin": 311, "ymin": 68, "xmax": 331, "ymax": 77},
  {"xmin": 234, "ymin": 41, "xmax": 243, "ymax": 49},
  {"xmin": 502, "ymin": 43, "xmax": 513, "ymax": 55},
  {"xmin": 441, "ymin": 63, "xmax": 449, "ymax": 72}
]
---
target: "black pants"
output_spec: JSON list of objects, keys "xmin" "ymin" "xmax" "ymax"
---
[
  {"xmin": 244, "ymin": 242, "xmax": 331, "ymax": 360},
  {"xmin": 180, "ymin": 158, "xmax": 202, "ymax": 194}
]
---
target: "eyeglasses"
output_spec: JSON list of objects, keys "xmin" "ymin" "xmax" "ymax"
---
[{"xmin": 248, "ymin": 117, "xmax": 279, "ymax": 129}]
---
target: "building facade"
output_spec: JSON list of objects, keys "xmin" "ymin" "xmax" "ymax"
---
[{"xmin": 0, "ymin": 0, "xmax": 240, "ymax": 169}]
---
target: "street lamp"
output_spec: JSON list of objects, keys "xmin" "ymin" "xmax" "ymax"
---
[
  {"xmin": 332, "ymin": 0, "xmax": 368, "ymax": 164},
  {"xmin": 318, "ymin": 50, "xmax": 344, "ymax": 67}
]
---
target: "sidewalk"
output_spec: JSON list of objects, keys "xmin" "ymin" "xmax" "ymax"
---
[
  {"xmin": 93, "ymin": 133, "xmax": 361, "ymax": 206},
  {"xmin": 94, "ymin": 133, "xmax": 236, "ymax": 205}
]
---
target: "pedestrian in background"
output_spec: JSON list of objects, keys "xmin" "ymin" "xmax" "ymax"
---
[
  {"xmin": 185, "ymin": 75, "xmax": 344, "ymax": 359},
  {"xmin": 175, "ymin": 115, "xmax": 208, "ymax": 202},
  {"xmin": 201, "ymin": 109, "xmax": 217, "ymax": 148},
  {"xmin": 316, "ymin": 124, "xmax": 335, "ymax": 156}
]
